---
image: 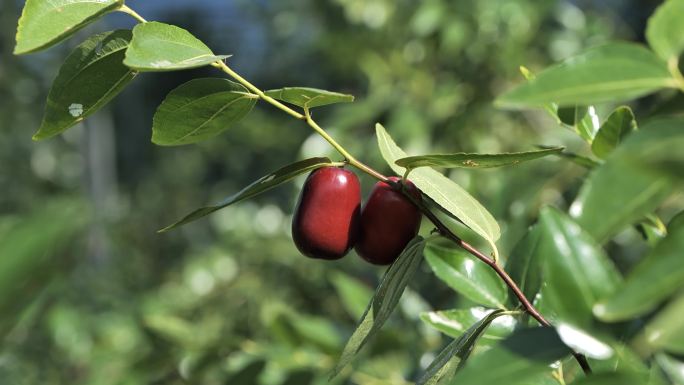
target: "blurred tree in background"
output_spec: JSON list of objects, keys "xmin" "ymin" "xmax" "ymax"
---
[{"xmin": 1, "ymin": 0, "xmax": 678, "ymax": 384}]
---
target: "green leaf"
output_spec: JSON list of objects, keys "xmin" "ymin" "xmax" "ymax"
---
[
  {"xmin": 505, "ymin": 225, "xmax": 543, "ymax": 308},
  {"xmin": 395, "ymin": 147, "xmax": 563, "ymax": 170},
  {"xmin": 448, "ymin": 327, "xmax": 570, "ymax": 385},
  {"xmin": 376, "ymin": 123, "xmax": 500, "ymax": 243},
  {"xmin": 417, "ymin": 309, "xmax": 509, "ymax": 385},
  {"xmin": 539, "ymin": 146, "xmax": 599, "ymax": 169},
  {"xmin": 151, "ymin": 78, "xmax": 257, "ymax": 146},
  {"xmin": 591, "ymin": 106, "xmax": 637, "ymax": 159},
  {"xmin": 160, "ymin": 157, "xmax": 333, "ymax": 232},
  {"xmin": 331, "ymin": 237, "xmax": 425, "ymax": 379},
  {"xmin": 555, "ymin": 323, "xmax": 614, "ymax": 360},
  {"xmin": 264, "ymin": 87, "xmax": 354, "ymax": 109},
  {"xmin": 419, "ymin": 308, "xmax": 515, "ymax": 341},
  {"xmin": 33, "ymin": 30, "xmax": 137, "ymax": 140},
  {"xmin": 568, "ymin": 372, "xmax": 646, "ymax": 385},
  {"xmin": 594, "ymin": 213, "xmax": 684, "ymax": 322},
  {"xmin": 634, "ymin": 293, "xmax": 684, "ymax": 355},
  {"xmin": 538, "ymin": 207, "xmax": 621, "ymax": 328},
  {"xmin": 571, "ymin": 118, "xmax": 681, "ymax": 242},
  {"xmin": 0, "ymin": 199, "xmax": 87, "ymax": 336},
  {"xmin": 330, "ymin": 272, "xmax": 373, "ymax": 320},
  {"xmin": 14, "ymin": 0, "xmax": 123, "ymax": 55},
  {"xmin": 124, "ymin": 22, "xmax": 229, "ymax": 71},
  {"xmin": 557, "ymin": 105, "xmax": 588, "ymax": 126},
  {"xmin": 656, "ymin": 354, "xmax": 684, "ymax": 385},
  {"xmin": 424, "ymin": 243, "xmax": 507, "ymax": 308},
  {"xmin": 496, "ymin": 43, "xmax": 676, "ymax": 107},
  {"xmin": 647, "ymin": 0, "xmax": 684, "ymax": 61}
]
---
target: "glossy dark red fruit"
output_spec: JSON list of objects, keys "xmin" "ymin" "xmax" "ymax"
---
[
  {"xmin": 292, "ymin": 167, "xmax": 361, "ymax": 260},
  {"xmin": 355, "ymin": 177, "xmax": 422, "ymax": 265}
]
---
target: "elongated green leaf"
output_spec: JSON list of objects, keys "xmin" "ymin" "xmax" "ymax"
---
[
  {"xmin": 264, "ymin": 87, "xmax": 354, "ymax": 109},
  {"xmin": 539, "ymin": 147, "xmax": 599, "ymax": 169},
  {"xmin": 425, "ymin": 243, "xmax": 507, "ymax": 308},
  {"xmin": 594, "ymin": 213, "xmax": 684, "ymax": 322},
  {"xmin": 571, "ymin": 119, "xmax": 681, "ymax": 242},
  {"xmin": 647, "ymin": 0, "xmax": 684, "ymax": 61},
  {"xmin": 420, "ymin": 308, "xmax": 515, "ymax": 341},
  {"xmin": 0, "ymin": 199, "xmax": 87, "ymax": 336},
  {"xmin": 124, "ymin": 22, "xmax": 229, "ymax": 71},
  {"xmin": 151, "ymin": 78, "xmax": 257, "ymax": 146},
  {"xmin": 417, "ymin": 309, "xmax": 508, "ymax": 385},
  {"xmin": 569, "ymin": 372, "xmax": 646, "ymax": 385},
  {"xmin": 448, "ymin": 327, "xmax": 570, "ymax": 385},
  {"xmin": 557, "ymin": 105, "xmax": 588, "ymax": 126},
  {"xmin": 505, "ymin": 225, "xmax": 543, "ymax": 308},
  {"xmin": 634, "ymin": 293, "xmax": 684, "ymax": 355},
  {"xmin": 14, "ymin": 0, "xmax": 122, "ymax": 54},
  {"xmin": 657, "ymin": 354, "xmax": 684, "ymax": 385},
  {"xmin": 519, "ymin": 66, "xmax": 558, "ymax": 119},
  {"xmin": 591, "ymin": 106, "xmax": 637, "ymax": 159},
  {"xmin": 330, "ymin": 272, "xmax": 373, "ymax": 320},
  {"xmin": 331, "ymin": 237, "xmax": 425, "ymax": 379},
  {"xmin": 160, "ymin": 157, "xmax": 333, "ymax": 232},
  {"xmin": 33, "ymin": 30, "xmax": 136, "ymax": 140},
  {"xmin": 496, "ymin": 43, "xmax": 676, "ymax": 107},
  {"xmin": 376, "ymin": 123, "xmax": 500, "ymax": 243},
  {"xmin": 395, "ymin": 147, "xmax": 563, "ymax": 170},
  {"xmin": 555, "ymin": 323, "xmax": 614, "ymax": 360},
  {"xmin": 539, "ymin": 207, "xmax": 621, "ymax": 328}
]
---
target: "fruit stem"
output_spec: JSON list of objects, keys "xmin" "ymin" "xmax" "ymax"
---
[
  {"xmin": 122, "ymin": 4, "xmax": 590, "ymax": 374},
  {"xmin": 119, "ymin": 5, "xmax": 147, "ymax": 23},
  {"xmin": 217, "ymin": 56, "xmax": 591, "ymax": 373}
]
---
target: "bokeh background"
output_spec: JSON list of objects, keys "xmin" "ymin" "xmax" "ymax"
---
[{"xmin": 0, "ymin": 0, "xmax": 670, "ymax": 384}]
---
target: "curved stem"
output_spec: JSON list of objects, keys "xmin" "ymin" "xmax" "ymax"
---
[
  {"xmin": 119, "ymin": 4, "xmax": 147, "ymax": 23},
  {"xmin": 217, "ymin": 57, "xmax": 591, "ymax": 374},
  {"xmin": 121, "ymin": 4, "xmax": 590, "ymax": 375}
]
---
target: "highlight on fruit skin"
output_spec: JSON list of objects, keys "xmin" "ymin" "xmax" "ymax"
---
[
  {"xmin": 291, "ymin": 166, "xmax": 361, "ymax": 260},
  {"xmin": 355, "ymin": 176, "xmax": 422, "ymax": 265}
]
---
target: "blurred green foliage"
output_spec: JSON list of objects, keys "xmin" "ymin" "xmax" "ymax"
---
[{"xmin": 2, "ymin": 0, "xmax": 680, "ymax": 384}]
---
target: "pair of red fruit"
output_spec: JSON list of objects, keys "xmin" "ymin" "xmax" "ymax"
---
[{"xmin": 292, "ymin": 167, "xmax": 422, "ymax": 265}]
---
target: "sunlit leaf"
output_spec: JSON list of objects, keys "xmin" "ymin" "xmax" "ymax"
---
[
  {"xmin": 571, "ymin": 119, "xmax": 681, "ymax": 242},
  {"xmin": 395, "ymin": 147, "xmax": 563, "ymax": 170},
  {"xmin": 646, "ymin": 0, "xmax": 684, "ymax": 61},
  {"xmin": 656, "ymin": 353, "xmax": 684, "ymax": 385},
  {"xmin": 376, "ymin": 123, "xmax": 500, "ymax": 243},
  {"xmin": 538, "ymin": 207, "xmax": 621, "ymax": 328},
  {"xmin": 497, "ymin": 43, "xmax": 675, "ymax": 107},
  {"xmin": 591, "ymin": 106, "xmax": 637, "ymax": 159},
  {"xmin": 634, "ymin": 293, "xmax": 684, "ymax": 355},
  {"xmin": 417, "ymin": 309, "xmax": 509, "ymax": 385},
  {"xmin": 152, "ymin": 78, "xmax": 257, "ymax": 145},
  {"xmin": 448, "ymin": 327, "xmax": 570, "ymax": 385},
  {"xmin": 419, "ymin": 307, "xmax": 515, "ymax": 340},
  {"xmin": 331, "ymin": 237, "xmax": 425, "ymax": 379},
  {"xmin": 124, "ymin": 22, "xmax": 229, "ymax": 71},
  {"xmin": 568, "ymin": 372, "xmax": 646, "ymax": 385},
  {"xmin": 264, "ymin": 87, "xmax": 354, "ymax": 109},
  {"xmin": 595, "ymin": 212, "xmax": 684, "ymax": 322},
  {"xmin": 160, "ymin": 157, "xmax": 333, "ymax": 232},
  {"xmin": 424, "ymin": 243, "xmax": 507, "ymax": 309},
  {"xmin": 14, "ymin": 0, "xmax": 123, "ymax": 54},
  {"xmin": 34, "ymin": 30, "xmax": 137, "ymax": 140},
  {"xmin": 555, "ymin": 323, "xmax": 614, "ymax": 360}
]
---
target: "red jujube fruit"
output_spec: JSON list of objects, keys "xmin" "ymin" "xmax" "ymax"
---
[
  {"xmin": 292, "ymin": 167, "xmax": 361, "ymax": 260},
  {"xmin": 355, "ymin": 177, "xmax": 422, "ymax": 265}
]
